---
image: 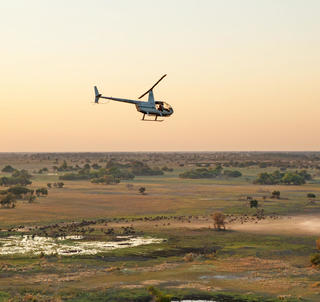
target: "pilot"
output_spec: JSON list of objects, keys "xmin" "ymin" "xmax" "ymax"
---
[{"xmin": 158, "ymin": 103, "xmax": 163, "ymax": 111}]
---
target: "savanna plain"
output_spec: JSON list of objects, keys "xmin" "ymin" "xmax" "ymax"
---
[{"xmin": 0, "ymin": 152, "xmax": 320, "ymax": 302}]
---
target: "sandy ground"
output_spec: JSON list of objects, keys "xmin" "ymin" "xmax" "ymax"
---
[{"xmin": 230, "ymin": 215, "xmax": 320, "ymax": 236}]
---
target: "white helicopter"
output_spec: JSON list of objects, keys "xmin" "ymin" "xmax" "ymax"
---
[{"xmin": 94, "ymin": 74, "xmax": 173, "ymax": 121}]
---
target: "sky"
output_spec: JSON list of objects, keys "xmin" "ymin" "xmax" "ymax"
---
[{"xmin": 1, "ymin": 0, "xmax": 319, "ymax": 152}]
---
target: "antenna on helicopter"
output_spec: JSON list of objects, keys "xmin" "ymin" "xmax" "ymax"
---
[{"xmin": 138, "ymin": 74, "xmax": 167, "ymax": 99}]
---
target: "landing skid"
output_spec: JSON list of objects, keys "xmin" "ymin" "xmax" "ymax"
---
[{"xmin": 141, "ymin": 114, "xmax": 164, "ymax": 122}]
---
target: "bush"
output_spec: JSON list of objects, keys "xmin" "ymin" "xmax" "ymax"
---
[
  {"xmin": 162, "ymin": 166, "xmax": 173, "ymax": 172},
  {"xmin": 271, "ymin": 191, "xmax": 280, "ymax": 198},
  {"xmin": 148, "ymin": 286, "xmax": 172, "ymax": 302},
  {"xmin": 250, "ymin": 199, "xmax": 258, "ymax": 208},
  {"xmin": 139, "ymin": 187, "xmax": 146, "ymax": 194},
  {"xmin": 307, "ymin": 193, "xmax": 316, "ymax": 198},
  {"xmin": 183, "ymin": 253, "xmax": 195, "ymax": 262},
  {"xmin": 223, "ymin": 170, "xmax": 242, "ymax": 178},
  {"xmin": 36, "ymin": 188, "xmax": 48, "ymax": 197},
  {"xmin": 311, "ymin": 254, "xmax": 320, "ymax": 266},
  {"xmin": 91, "ymin": 175, "xmax": 120, "ymax": 185},
  {"xmin": 1, "ymin": 165, "xmax": 15, "ymax": 173}
]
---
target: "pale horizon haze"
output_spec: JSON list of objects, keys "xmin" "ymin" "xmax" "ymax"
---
[{"xmin": 1, "ymin": 0, "xmax": 320, "ymax": 152}]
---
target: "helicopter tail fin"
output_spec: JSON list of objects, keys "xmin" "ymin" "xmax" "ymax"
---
[{"xmin": 94, "ymin": 86, "xmax": 101, "ymax": 103}]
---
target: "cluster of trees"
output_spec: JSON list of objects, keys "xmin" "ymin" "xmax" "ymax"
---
[
  {"xmin": 105, "ymin": 159, "xmax": 164, "ymax": 176},
  {"xmin": 254, "ymin": 170, "xmax": 311, "ymax": 185},
  {"xmin": 59, "ymin": 160, "xmax": 164, "ymax": 184},
  {"xmin": 179, "ymin": 165, "xmax": 223, "ymax": 179},
  {"xmin": 60, "ymin": 165, "xmax": 134, "ymax": 184},
  {"xmin": 179, "ymin": 165, "xmax": 241, "ymax": 179},
  {"xmin": 53, "ymin": 160, "xmax": 85, "ymax": 172},
  {"xmin": 0, "ymin": 185, "xmax": 48, "ymax": 208},
  {"xmin": 0, "ymin": 169, "xmax": 32, "ymax": 186},
  {"xmin": 130, "ymin": 161, "xmax": 163, "ymax": 176}
]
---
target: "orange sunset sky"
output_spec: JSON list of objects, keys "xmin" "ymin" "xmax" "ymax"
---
[{"xmin": 1, "ymin": 0, "xmax": 319, "ymax": 151}]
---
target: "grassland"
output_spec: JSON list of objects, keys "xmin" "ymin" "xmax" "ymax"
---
[{"xmin": 0, "ymin": 152, "xmax": 319, "ymax": 301}]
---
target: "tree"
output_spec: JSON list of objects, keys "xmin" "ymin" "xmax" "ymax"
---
[
  {"xmin": 250, "ymin": 199, "xmax": 258, "ymax": 208},
  {"xmin": 139, "ymin": 187, "xmax": 146, "ymax": 195},
  {"xmin": 272, "ymin": 191, "xmax": 280, "ymax": 199},
  {"xmin": 1, "ymin": 193, "xmax": 16, "ymax": 208},
  {"xmin": 211, "ymin": 212, "xmax": 226, "ymax": 230},
  {"xmin": 47, "ymin": 183, "xmax": 52, "ymax": 188}
]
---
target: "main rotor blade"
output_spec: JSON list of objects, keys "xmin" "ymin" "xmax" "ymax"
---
[{"xmin": 138, "ymin": 74, "xmax": 167, "ymax": 99}]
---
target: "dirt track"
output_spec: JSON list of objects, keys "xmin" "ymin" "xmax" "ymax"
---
[{"xmin": 230, "ymin": 215, "xmax": 320, "ymax": 236}]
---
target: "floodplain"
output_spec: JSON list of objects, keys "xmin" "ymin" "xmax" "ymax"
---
[{"xmin": 0, "ymin": 152, "xmax": 320, "ymax": 301}]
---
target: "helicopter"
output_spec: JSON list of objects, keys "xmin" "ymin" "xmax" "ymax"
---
[{"xmin": 94, "ymin": 74, "xmax": 173, "ymax": 121}]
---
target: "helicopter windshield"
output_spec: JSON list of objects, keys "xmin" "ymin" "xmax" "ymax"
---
[{"xmin": 156, "ymin": 101, "xmax": 172, "ymax": 112}]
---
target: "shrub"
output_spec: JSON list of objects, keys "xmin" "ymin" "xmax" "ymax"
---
[
  {"xmin": 148, "ymin": 286, "xmax": 172, "ymax": 302},
  {"xmin": 162, "ymin": 166, "xmax": 173, "ymax": 172},
  {"xmin": 310, "ymin": 254, "xmax": 320, "ymax": 266},
  {"xmin": 307, "ymin": 193, "xmax": 316, "ymax": 198},
  {"xmin": 250, "ymin": 199, "xmax": 258, "ymax": 208},
  {"xmin": 36, "ymin": 188, "xmax": 48, "ymax": 197},
  {"xmin": 223, "ymin": 170, "xmax": 242, "ymax": 177},
  {"xmin": 139, "ymin": 187, "xmax": 146, "ymax": 195},
  {"xmin": 271, "ymin": 191, "xmax": 280, "ymax": 199},
  {"xmin": 1, "ymin": 165, "xmax": 15, "ymax": 173},
  {"xmin": 183, "ymin": 253, "xmax": 195, "ymax": 262}
]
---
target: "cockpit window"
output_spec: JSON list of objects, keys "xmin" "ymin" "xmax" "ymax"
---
[{"xmin": 156, "ymin": 101, "xmax": 172, "ymax": 112}]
